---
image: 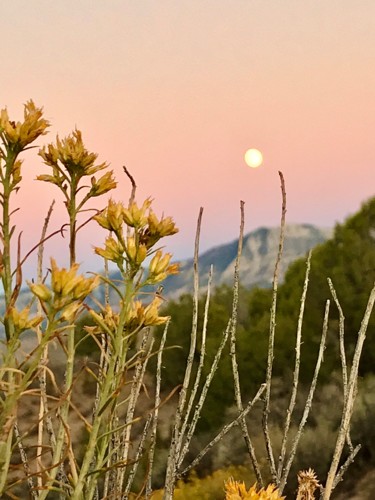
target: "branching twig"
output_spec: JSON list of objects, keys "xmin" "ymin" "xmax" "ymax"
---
[
  {"xmin": 323, "ymin": 281, "xmax": 375, "ymax": 499},
  {"xmin": 178, "ymin": 384, "xmax": 266, "ymax": 479},
  {"xmin": 279, "ymin": 299, "xmax": 330, "ymax": 493},
  {"xmin": 327, "ymin": 278, "xmax": 353, "ymax": 451},
  {"xmin": 178, "ymin": 317, "xmax": 231, "ymax": 469}
]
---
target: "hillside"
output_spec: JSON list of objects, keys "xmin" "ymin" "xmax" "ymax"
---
[{"xmin": 161, "ymin": 224, "xmax": 332, "ymax": 298}]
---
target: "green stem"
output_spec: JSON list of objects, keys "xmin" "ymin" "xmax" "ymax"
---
[
  {"xmin": 0, "ymin": 150, "xmax": 17, "ymax": 494},
  {"xmin": 39, "ymin": 181, "xmax": 79, "ymax": 499},
  {"xmin": 1, "ymin": 150, "xmax": 17, "ymax": 341},
  {"xmin": 74, "ymin": 280, "xmax": 134, "ymax": 499}
]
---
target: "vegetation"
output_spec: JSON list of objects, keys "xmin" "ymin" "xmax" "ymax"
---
[{"xmin": 0, "ymin": 101, "xmax": 375, "ymax": 499}]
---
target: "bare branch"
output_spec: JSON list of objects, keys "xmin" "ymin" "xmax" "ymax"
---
[
  {"xmin": 278, "ymin": 250, "xmax": 312, "ymax": 479},
  {"xmin": 280, "ymin": 299, "xmax": 330, "ymax": 493},
  {"xmin": 263, "ymin": 171, "xmax": 287, "ymax": 483},
  {"xmin": 323, "ymin": 281, "xmax": 375, "ymax": 499}
]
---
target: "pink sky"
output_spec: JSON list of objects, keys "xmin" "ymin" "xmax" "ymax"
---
[{"xmin": 2, "ymin": 1, "xmax": 375, "ymax": 280}]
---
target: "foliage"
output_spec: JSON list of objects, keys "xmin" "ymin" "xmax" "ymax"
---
[{"xmin": 151, "ymin": 465, "xmax": 256, "ymax": 500}]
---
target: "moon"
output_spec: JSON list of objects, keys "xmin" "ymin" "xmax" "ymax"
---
[{"xmin": 244, "ymin": 148, "xmax": 263, "ymax": 168}]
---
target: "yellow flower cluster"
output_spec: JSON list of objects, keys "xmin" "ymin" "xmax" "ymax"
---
[
  {"xmin": 89, "ymin": 295, "xmax": 168, "ymax": 338},
  {"xmin": 6, "ymin": 306, "xmax": 43, "ymax": 334},
  {"xmin": 38, "ymin": 129, "xmax": 116, "ymax": 196},
  {"xmin": 0, "ymin": 100, "xmax": 49, "ymax": 154},
  {"xmin": 94, "ymin": 198, "xmax": 179, "ymax": 281},
  {"xmin": 126, "ymin": 296, "xmax": 169, "ymax": 330},
  {"xmin": 148, "ymin": 250, "xmax": 179, "ymax": 284},
  {"xmin": 29, "ymin": 258, "xmax": 99, "ymax": 322},
  {"xmin": 224, "ymin": 479, "xmax": 285, "ymax": 500}
]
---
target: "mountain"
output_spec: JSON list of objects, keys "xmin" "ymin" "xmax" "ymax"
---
[
  {"xmin": 162, "ymin": 224, "xmax": 332, "ymax": 299},
  {"xmin": 4, "ymin": 224, "xmax": 332, "ymax": 317}
]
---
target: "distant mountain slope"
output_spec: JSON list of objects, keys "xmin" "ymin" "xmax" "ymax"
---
[
  {"xmin": 162, "ymin": 224, "xmax": 332, "ymax": 298},
  {"xmin": 3, "ymin": 224, "xmax": 332, "ymax": 318}
]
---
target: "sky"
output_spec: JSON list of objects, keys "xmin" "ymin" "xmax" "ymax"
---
[{"xmin": 1, "ymin": 1, "xmax": 375, "ymax": 280}]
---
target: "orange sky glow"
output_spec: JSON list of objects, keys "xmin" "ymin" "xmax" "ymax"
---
[{"xmin": 2, "ymin": 1, "xmax": 375, "ymax": 280}]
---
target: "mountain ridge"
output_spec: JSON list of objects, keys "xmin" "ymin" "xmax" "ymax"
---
[{"xmin": 162, "ymin": 223, "xmax": 332, "ymax": 299}]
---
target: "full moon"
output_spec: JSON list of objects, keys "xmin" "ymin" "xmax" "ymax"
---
[{"xmin": 244, "ymin": 148, "xmax": 263, "ymax": 168}]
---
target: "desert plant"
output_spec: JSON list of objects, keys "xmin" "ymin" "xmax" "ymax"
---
[{"xmin": 0, "ymin": 101, "xmax": 374, "ymax": 500}]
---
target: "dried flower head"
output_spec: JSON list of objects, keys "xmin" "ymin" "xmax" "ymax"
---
[{"xmin": 296, "ymin": 469, "xmax": 320, "ymax": 500}]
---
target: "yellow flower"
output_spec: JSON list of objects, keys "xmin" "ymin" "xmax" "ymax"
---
[
  {"xmin": 124, "ymin": 296, "xmax": 168, "ymax": 332},
  {"xmin": 11, "ymin": 159, "xmax": 23, "ymax": 187},
  {"xmin": 94, "ymin": 236, "xmax": 124, "ymax": 264},
  {"xmin": 49, "ymin": 258, "xmax": 99, "ymax": 304},
  {"xmin": 89, "ymin": 170, "xmax": 117, "ymax": 197},
  {"xmin": 28, "ymin": 282, "xmax": 52, "ymax": 302},
  {"xmin": 125, "ymin": 300, "xmax": 145, "ymax": 331},
  {"xmin": 39, "ymin": 129, "xmax": 107, "ymax": 179},
  {"xmin": 94, "ymin": 199, "xmax": 125, "ymax": 233},
  {"xmin": 0, "ymin": 100, "xmax": 49, "ymax": 153},
  {"xmin": 7, "ymin": 306, "xmax": 43, "ymax": 333},
  {"xmin": 143, "ymin": 296, "xmax": 169, "ymax": 326},
  {"xmin": 122, "ymin": 198, "xmax": 152, "ymax": 228},
  {"xmin": 60, "ymin": 302, "xmax": 82, "ymax": 323},
  {"xmin": 125, "ymin": 236, "xmax": 147, "ymax": 266},
  {"xmin": 88, "ymin": 305, "xmax": 120, "ymax": 336},
  {"xmin": 148, "ymin": 210, "xmax": 178, "ymax": 237},
  {"xmin": 148, "ymin": 250, "xmax": 179, "ymax": 284},
  {"xmin": 224, "ymin": 479, "xmax": 284, "ymax": 500},
  {"xmin": 141, "ymin": 210, "xmax": 178, "ymax": 248}
]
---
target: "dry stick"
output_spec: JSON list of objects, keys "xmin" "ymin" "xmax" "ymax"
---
[
  {"xmin": 263, "ymin": 171, "xmax": 287, "ymax": 484},
  {"xmin": 146, "ymin": 321, "xmax": 170, "ymax": 498},
  {"xmin": 279, "ymin": 299, "xmax": 330, "ymax": 493},
  {"xmin": 177, "ymin": 266, "xmax": 213, "ymax": 465},
  {"xmin": 277, "ymin": 251, "xmax": 312, "ymax": 479},
  {"xmin": 17, "ymin": 202, "xmax": 55, "ymax": 497},
  {"xmin": 178, "ymin": 383, "xmax": 266, "ymax": 479},
  {"xmin": 332, "ymin": 443, "xmax": 361, "ymax": 491},
  {"xmin": 229, "ymin": 201, "xmax": 263, "ymax": 485},
  {"xmin": 118, "ymin": 331, "xmax": 154, "ymax": 491},
  {"xmin": 177, "ymin": 318, "xmax": 232, "ymax": 470},
  {"xmin": 327, "ymin": 278, "xmax": 353, "ymax": 452},
  {"xmin": 124, "ymin": 165, "xmax": 137, "ymax": 239},
  {"xmin": 164, "ymin": 208, "xmax": 203, "ymax": 499},
  {"xmin": 105, "ymin": 333, "xmax": 153, "ymax": 496},
  {"xmin": 36, "ymin": 200, "xmax": 56, "ymax": 493},
  {"xmin": 323, "ymin": 281, "xmax": 375, "ymax": 500},
  {"xmin": 13, "ymin": 423, "xmax": 37, "ymax": 499},
  {"xmin": 124, "ymin": 414, "xmax": 152, "ymax": 497},
  {"xmin": 94, "ymin": 265, "xmax": 111, "ymax": 500}
]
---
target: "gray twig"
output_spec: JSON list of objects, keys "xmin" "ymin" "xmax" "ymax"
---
[{"xmin": 263, "ymin": 171, "xmax": 286, "ymax": 483}]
